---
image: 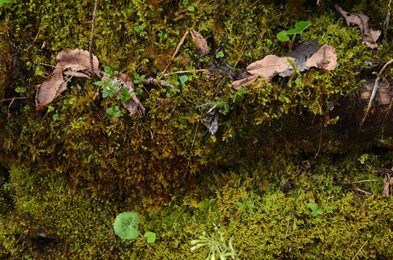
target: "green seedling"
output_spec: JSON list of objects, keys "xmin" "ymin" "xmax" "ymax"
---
[
  {"xmin": 308, "ymin": 200, "xmax": 323, "ymax": 216},
  {"xmin": 113, "ymin": 212, "xmax": 156, "ymax": 244},
  {"xmin": 0, "ymin": 0, "xmax": 12, "ymax": 8},
  {"xmin": 277, "ymin": 21, "xmax": 311, "ymax": 49}
]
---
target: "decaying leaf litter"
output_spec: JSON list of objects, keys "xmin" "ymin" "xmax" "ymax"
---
[{"xmin": 35, "ymin": 4, "xmax": 384, "ymax": 137}]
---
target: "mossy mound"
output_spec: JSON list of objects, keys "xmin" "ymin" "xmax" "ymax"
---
[{"xmin": 1, "ymin": 0, "xmax": 393, "ymax": 258}]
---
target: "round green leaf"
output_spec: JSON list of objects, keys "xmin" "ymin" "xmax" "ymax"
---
[
  {"xmin": 187, "ymin": 5, "xmax": 195, "ymax": 12},
  {"xmin": 144, "ymin": 231, "xmax": 156, "ymax": 244},
  {"xmin": 277, "ymin": 31, "xmax": 289, "ymax": 42},
  {"xmin": 113, "ymin": 212, "xmax": 140, "ymax": 240},
  {"xmin": 180, "ymin": 75, "xmax": 189, "ymax": 84}
]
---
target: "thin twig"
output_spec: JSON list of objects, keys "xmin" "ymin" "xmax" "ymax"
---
[
  {"xmin": 315, "ymin": 120, "xmax": 323, "ymax": 158},
  {"xmin": 384, "ymin": 0, "xmax": 392, "ymax": 41},
  {"xmin": 355, "ymin": 188, "xmax": 372, "ymax": 195},
  {"xmin": 1, "ymin": 97, "xmax": 27, "ymax": 102},
  {"xmin": 89, "ymin": 0, "xmax": 98, "ymax": 76},
  {"xmin": 163, "ymin": 30, "xmax": 189, "ymax": 74},
  {"xmin": 20, "ymin": 27, "xmax": 41, "ymax": 53},
  {"xmin": 352, "ymin": 240, "xmax": 368, "ymax": 260},
  {"xmin": 360, "ymin": 59, "xmax": 393, "ymax": 129},
  {"xmin": 183, "ymin": 122, "xmax": 200, "ymax": 182},
  {"xmin": 163, "ymin": 69, "xmax": 207, "ymax": 76},
  {"xmin": 350, "ymin": 179, "xmax": 378, "ymax": 184}
]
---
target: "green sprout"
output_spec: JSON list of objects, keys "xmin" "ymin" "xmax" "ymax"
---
[
  {"xmin": 113, "ymin": 212, "xmax": 156, "ymax": 244},
  {"xmin": 134, "ymin": 24, "xmax": 147, "ymax": 36},
  {"xmin": 277, "ymin": 21, "xmax": 311, "ymax": 49},
  {"xmin": 0, "ymin": 0, "xmax": 12, "ymax": 8},
  {"xmin": 113, "ymin": 212, "xmax": 140, "ymax": 240}
]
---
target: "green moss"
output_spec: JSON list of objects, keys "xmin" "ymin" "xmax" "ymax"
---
[{"xmin": 1, "ymin": 0, "xmax": 393, "ymax": 258}]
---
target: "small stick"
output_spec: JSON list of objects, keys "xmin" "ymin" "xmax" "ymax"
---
[
  {"xmin": 355, "ymin": 188, "xmax": 372, "ymax": 195},
  {"xmin": 350, "ymin": 179, "xmax": 378, "ymax": 184},
  {"xmin": 163, "ymin": 30, "xmax": 189, "ymax": 74},
  {"xmin": 1, "ymin": 97, "xmax": 27, "ymax": 102},
  {"xmin": 352, "ymin": 240, "xmax": 368, "ymax": 260},
  {"xmin": 164, "ymin": 69, "xmax": 207, "ymax": 76},
  {"xmin": 89, "ymin": 0, "xmax": 99, "ymax": 76},
  {"xmin": 384, "ymin": 0, "xmax": 392, "ymax": 41},
  {"xmin": 183, "ymin": 122, "xmax": 200, "ymax": 182},
  {"xmin": 360, "ymin": 59, "xmax": 393, "ymax": 129}
]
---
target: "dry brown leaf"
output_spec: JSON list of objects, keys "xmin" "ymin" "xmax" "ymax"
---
[
  {"xmin": 233, "ymin": 74, "xmax": 258, "ymax": 90},
  {"xmin": 56, "ymin": 48, "xmax": 99, "ymax": 78},
  {"xmin": 364, "ymin": 29, "xmax": 381, "ymax": 49},
  {"xmin": 284, "ymin": 40, "xmax": 320, "ymax": 72},
  {"xmin": 113, "ymin": 73, "xmax": 145, "ymax": 116},
  {"xmin": 360, "ymin": 78, "xmax": 393, "ymax": 106},
  {"xmin": 335, "ymin": 4, "xmax": 380, "ymax": 49},
  {"xmin": 304, "ymin": 44, "xmax": 337, "ymax": 70},
  {"xmin": 35, "ymin": 66, "xmax": 67, "ymax": 109},
  {"xmin": 190, "ymin": 29, "xmax": 209, "ymax": 56},
  {"xmin": 246, "ymin": 55, "xmax": 294, "ymax": 82},
  {"xmin": 382, "ymin": 175, "xmax": 390, "ymax": 198}
]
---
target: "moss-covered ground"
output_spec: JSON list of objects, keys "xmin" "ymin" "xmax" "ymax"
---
[{"xmin": 1, "ymin": 0, "xmax": 393, "ymax": 258}]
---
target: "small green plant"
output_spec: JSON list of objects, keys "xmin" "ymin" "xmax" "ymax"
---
[
  {"xmin": 235, "ymin": 199, "xmax": 255, "ymax": 210},
  {"xmin": 133, "ymin": 72, "xmax": 145, "ymax": 96},
  {"xmin": 277, "ymin": 21, "xmax": 311, "ymax": 49},
  {"xmin": 182, "ymin": 0, "xmax": 196, "ymax": 12},
  {"xmin": 15, "ymin": 86, "xmax": 26, "ymax": 94},
  {"xmin": 47, "ymin": 105, "xmax": 60, "ymax": 121},
  {"xmin": 215, "ymin": 51, "xmax": 225, "ymax": 59},
  {"xmin": 113, "ymin": 212, "xmax": 156, "ymax": 244},
  {"xmin": 133, "ymin": 24, "xmax": 146, "ymax": 37},
  {"xmin": 308, "ymin": 200, "xmax": 323, "ymax": 216},
  {"xmin": 0, "ymin": 0, "xmax": 12, "ymax": 8},
  {"xmin": 165, "ymin": 73, "xmax": 188, "ymax": 97},
  {"xmin": 190, "ymin": 224, "xmax": 239, "ymax": 260},
  {"xmin": 94, "ymin": 66, "xmax": 135, "ymax": 119}
]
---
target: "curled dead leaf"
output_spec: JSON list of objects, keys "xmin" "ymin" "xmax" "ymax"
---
[
  {"xmin": 202, "ymin": 105, "xmax": 219, "ymax": 135},
  {"xmin": 382, "ymin": 175, "xmax": 390, "ymax": 198},
  {"xmin": 35, "ymin": 66, "xmax": 67, "ymax": 110},
  {"xmin": 246, "ymin": 55, "xmax": 294, "ymax": 82},
  {"xmin": 112, "ymin": 73, "xmax": 145, "ymax": 116},
  {"xmin": 56, "ymin": 48, "xmax": 99, "ymax": 78},
  {"xmin": 284, "ymin": 40, "xmax": 320, "ymax": 72},
  {"xmin": 190, "ymin": 29, "xmax": 209, "ymax": 56},
  {"xmin": 233, "ymin": 74, "xmax": 258, "ymax": 90},
  {"xmin": 335, "ymin": 4, "xmax": 380, "ymax": 49},
  {"xmin": 304, "ymin": 44, "xmax": 337, "ymax": 70}
]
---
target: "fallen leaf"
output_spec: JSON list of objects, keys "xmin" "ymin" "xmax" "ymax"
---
[
  {"xmin": 35, "ymin": 66, "xmax": 67, "ymax": 109},
  {"xmin": 112, "ymin": 73, "xmax": 145, "ymax": 116},
  {"xmin": 284, "ymin": 40, "xmax": 320, "ymax": 72},
  {"xmin": 335, "ymin": 4, "xmax": 380, "ymax": 49},
  {"xmin": 246, "ymin": 55, "xmax": 294, "ymax": 82},
  {"xmin": 363, "ymin": 30, "xmax": 381, "ymax": 49},
  {"xmin": 56, "ymin": 48, "xmax": 99, "ymax": 78},
  {"xmin": 304, "ymin": 44, "xmax": 337, "ymax": 70},
  {"xmin": 233, "ymin": 74, "xmax": 258, "ymax": 90},
  {"xmin": 202, "ymin": 105, "xmax": 219, "ymax": 135},
  {"xmin": 190, "ymin": 29, "xmax": 209, "ymax": 56},
  {"xmin": 382, "ymin": 175, "xmax": 390, "ymax": 198}
]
